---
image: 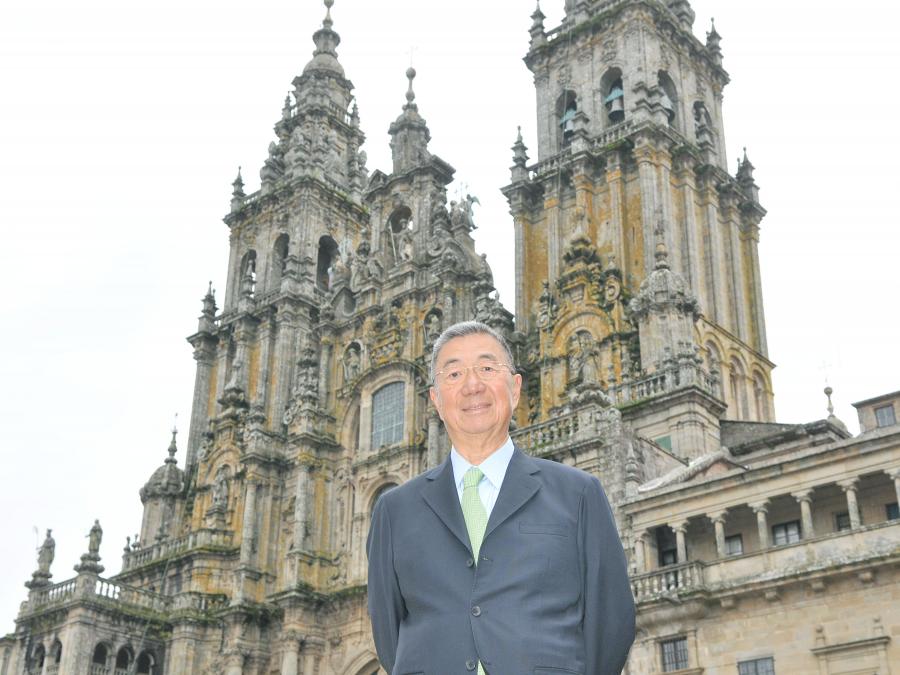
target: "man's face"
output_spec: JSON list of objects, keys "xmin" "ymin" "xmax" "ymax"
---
[{"xmin": 429, "ymin": 332, "xmax": 522, "ymax": 450}]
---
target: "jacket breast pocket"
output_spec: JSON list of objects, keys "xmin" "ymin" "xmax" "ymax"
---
[{"xmin": 519, "ymin": 521, "xmax": 570, "ymax": 537}]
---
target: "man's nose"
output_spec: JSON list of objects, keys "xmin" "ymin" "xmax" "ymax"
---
[{"xmin": 460, "ymin": 366, "xmax": 485, "ymax": 392}]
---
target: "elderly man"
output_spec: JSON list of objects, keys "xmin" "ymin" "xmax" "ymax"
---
[{"xmin": 367, "ymin": 321, "xmax": 635, "ymax": 674}]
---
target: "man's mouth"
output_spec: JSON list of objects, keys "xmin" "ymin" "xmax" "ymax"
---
[{"xmin": 463, "ymin": 403, "xmax": 491, "ymax": 412}]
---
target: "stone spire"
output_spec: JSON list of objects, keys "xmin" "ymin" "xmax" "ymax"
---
[
  {"xmin": 388, "ymin": 67, "xmax": 432, "ymax": 174},
  {"xmin": 510, "ymin": 126, "xmax": 530, "ymax": 182},
  {"xmin": 706, "ymin": 18, "xmax": 722, "ymax": 66},
  {"xmin": 230, "ymin": 167, "xmax": 245, "ymax": 212},
  {"xmin": 529, "ymin": 1, "xmax": 546, "ymax": 49},
  {"xmin": 736, "ymin": 147, "xmax": 760, "ymax": 202},
  {"xmin": 303, "ymin": 0, "xmax": 343, "ymax": 78},
  {"xmin": 291, "ymin": 0, "xmax": 354, "ymax": 113},
  {"xmin": 197, "ymin": 282, "xmax": 217, "ymax": 334}
]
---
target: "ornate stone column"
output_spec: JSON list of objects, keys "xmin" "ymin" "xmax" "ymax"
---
[
  {"xmin": 280, "ymin": 632, "xmax": 302, "ymax": 675},
  {"xmin": 708, "ymin": 511, "xmax": 727, "ymax": 558},
  {"xmin": 792, "ymin": 489, "xmax": 815, "ymax": 538},
  {"xmin": 839, "ymin": 478, "xmax": 861, "ymax": 529},
  {"xmin": 887, "ymin": 469, "xmax": 900, "ymax": 510},
  {"xmin": 750, "ymin": 500, "xmax": 770, "ymax": 549},
  {"xmin": 240, "ymin": 480, "xmax": 258, "ymax": 566},
  {"xmin": 293, "ymin": 464, "xmax": 310, "ymax": 552},
  {"xmin": 671, "ymin": 520, "xmax": 688, "ymax": 563}
]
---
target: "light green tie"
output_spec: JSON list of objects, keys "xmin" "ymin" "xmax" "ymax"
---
[{"xmin": 462, "ymin": 467, "xmax": 488, "ymax": 675}]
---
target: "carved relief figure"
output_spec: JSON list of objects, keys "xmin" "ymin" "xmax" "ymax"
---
[
  {"xmin": 343, "ymin": 344, "xmax": 361, "ymax": 382},
  {"xmin": 424, "ymin": 313, "xmax": 442, "ymax": 345},
  {"xmin": 212, "ymin": 466, "xmax": 230, "ymax": 511}
]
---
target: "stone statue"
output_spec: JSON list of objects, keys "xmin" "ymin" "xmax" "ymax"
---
[
  {"xmin": 424, "ymin": 313, "xmax": 442, "ymax": 344},
  {"xmin": 578, "ymin": 331, "xmax": 601, "ymax": 383},
  {"xmin": 212, "ymin": 467, "xmax": 229, "ymax": 510},
  {"xmin": 37, "ymin": 529, "xmax": 55, "ymax": 575},
  {"xmin": 343, "ymin": 345, "xmax": 361, "ymax": 382},
  {"xmin": 329, "ymin": 252, "xmax": 350, "ymax": 288},
  {"xmin": 87, "ymin": 520, "xmax": 103, "ymax": 557},
  {"xmin": 567, "ymin": 333, "xmax": 584, "ymax": 384}
]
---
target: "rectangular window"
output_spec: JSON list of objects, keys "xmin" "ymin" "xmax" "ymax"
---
[
  {"xmin": 771, "ymin": 520, "xmax": 801, "ymax": 546},
  {"xmin": 725, "ymin": 534, "xmax": 744, "ymax": 556},
  {"xmin": 875, "ymin": 404, "xmax": 896, "ymax": 428},
  {"xmin": 660, "ymin": 637, "xmax": 689, "ymax": 672},
  {"xmin": 738, "ymin": 656, "xmax": 775, "ymax": 675},
  {"xmin": 371, "ymin": 382, "xmax": 405, "ymax": 449},
  {"xmin": 835, "ymin": 511, "xmax": 851, "ymax": 532},
  {"xmin": 887, "ymin": 503, "xmax": 899, "ymax": 521}
]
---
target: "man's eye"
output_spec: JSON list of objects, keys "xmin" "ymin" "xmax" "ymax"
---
[
  {"xmin": 446, "ymin": 369, "xmax": 463, "ymax": 381},
  {"xmin": 479, "ymin": 365, "xmax": 498, "ymax": 374}
]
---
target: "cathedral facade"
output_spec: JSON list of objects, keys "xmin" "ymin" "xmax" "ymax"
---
[{"xmin": 3, "ymin": 2, "xmax": 899, "ymax": 674}]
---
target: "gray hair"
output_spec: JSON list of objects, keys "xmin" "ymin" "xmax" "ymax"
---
[{"xmin": 429, "ymin": 320, "xmax": 515, "ymax": 383}]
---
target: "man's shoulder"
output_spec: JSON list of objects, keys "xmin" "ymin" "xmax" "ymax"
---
[{"xmin": 375, "ymin": 464, "xmax": 441, "ymax": 508}]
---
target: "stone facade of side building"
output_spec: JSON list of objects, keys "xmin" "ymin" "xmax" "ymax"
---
[{"xmin": 2, "ymin": 2, "xmax": 898, "ymax": 675}]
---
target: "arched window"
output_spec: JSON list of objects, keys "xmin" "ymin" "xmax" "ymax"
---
[
  {"xmin": 388, "ymin": 206, "xmax": 414, "ymax": 263},
  {"xmin": 49, "ymin": 640, "xmax": 62, "ymax": 665},
  {"xmin": 115, "ymin": 646, "xmax": 133, "ymax": 670},
  {"xmin": 316, "ymin": 235, "xmax": 339, "ymax": 290},
  {"xmin": 705, "ymin": 342, "xmax": 723, "ymax": 397},
  {"xmin": 557, "ymin": 91, "xmax": 577, "ymax": 147},
  {"xmin": 601, "ymin": 69, "xmax": 625, "ymax": 124},
  {"xmin": 136, "ymin": 651, "xmax": 155, "ymax": 674},
  {"xmin": 92, "ymin": 643, "xmax": 109, "ymax": 666},
  {"xmin": 271, "ymin": 233, "xmax": 289, "ymax": 290},
  {"xmin": 729, "ymin": 358, "xmax": 749, "ymax": 419},
  {"xmin": 371, "ymin": 382, "xmax": 405, "ymax": 449},
  {"xmin": 657, "ymin": 71, "xmax": 678, "ymax": 127},
  {"xmin": 753, "ymin": 372, "xmax": 768, "ymax": 421},
  {"xmin": 31, "ymin": 644, "xmax": 45, "ymax": 671}
]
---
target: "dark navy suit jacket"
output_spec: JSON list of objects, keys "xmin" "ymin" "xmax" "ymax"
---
[{"xmin": 367, "ymin": 448, "xmax": 635, "ymax": 675}]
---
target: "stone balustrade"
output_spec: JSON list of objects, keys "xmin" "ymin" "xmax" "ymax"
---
[
  {"xmin": 610, "ymin": 360, "xmax": 717, "ymax": 405},
  {"xmin": 29, "ymin": 579, "xmax": 77, "ymax": 608},
  {"xmin": 512, "ymin": 412, "xmax": 580, "ymax": 453},
  {"xmin": 122, "ymin": 529, "xmax": 235, "ymax": 571},
  {"xmin": 631, "ymin": 561, "xmax": 705, "ymax": 602}
]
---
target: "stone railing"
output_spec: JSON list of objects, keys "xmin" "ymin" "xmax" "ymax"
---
[
  {"xmin": 592, "ymin": 119, "xmax": 635, "ymax": 148},
  {"xmin": 29, "ymin": 578, "xmax": 77, "ymax": 608},
  {"xmin": 122, "ymin": 529, "xmax": 235, "ymax": 571},
  {"xmin": 630, "ymin": 561, "xmax": 705, "ymax": 603},
  {"xmin": 610, "ymin": 360, "xmax": 718, "ymax": 405},
  {"xmin": 512, "ymin": 412, "xmax": 580, "ymax": 454},
  {"xmin": 89, "ymin": 665, "xmax": 109, "ymax": 675},
  {"xmin": 94, "ymin": 579, "xmax": 170, "ymax": 613}
]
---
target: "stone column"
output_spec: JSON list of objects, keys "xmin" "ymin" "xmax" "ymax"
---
[
  {"xmin": 634, "ymin": 140, "xmax": 659, "ymax": 276},
  {"xmin": 426, "ymin": 411, "xmax": 441, "ymax": 469},
  {"xmin": 605, "ymin": 151, "xmax": 626, "ymax": 272},
  {"xmin": 186, "ymin": 336, "xmax": 217, "ymax": 471},
  {"xmin": 671, "ymin": 520, "xmax": 688, "ymax": 563},
  {"xmin": 839, "ymin": 478, "xmax": 861, "ymax": 529},
  {"xmin": 708, "ymin": 511, "xmax": 727, "ymax": 558},
  {"xmin": 633, "ymin": 530, "xmax": 648, "ymax": 573},
  {"xmin": 887, "ymin": 469, "xmax": 900, "ymax": 510},
  {"xmin": 223, "ymin": 648, "xmax": 244, "ymax": 675},
  {"xmin": 293, "ymin": 465, "xmax": 310, "ymax": 551},
  {"xmin": 792, "ymin": 489, "xmax": 815, "ymax": 538},
  {"xmin": 750, "ymin": 500, "xmax": 770, "ymax": 549},
  {"xmin": 240, "ymin": 481, "xmax": 258, "ymax": 566},
  {"xmin": 280, "ymin": 632, "xmax": 302, "ymax": 675}
]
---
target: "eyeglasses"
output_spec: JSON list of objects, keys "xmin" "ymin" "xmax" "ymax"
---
[{"xmin": 434, "ymin": 362, "xmax": 516, "ymax": 386}]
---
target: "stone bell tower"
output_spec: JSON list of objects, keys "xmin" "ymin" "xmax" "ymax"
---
[{"xmin": 504, "ymin": 0, "xmax": 773, "ymax": 459}]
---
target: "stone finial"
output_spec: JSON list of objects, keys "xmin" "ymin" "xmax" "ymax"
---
[
  {"xmin": 824, "ymin": 385, "xmax": 849, "ymax": 433},
  {"xmin": 653, "ymin": 222, "xmax": 670, "ymax": 270},
  {"xmin": 232, "ymin": 167, "xmax": 244, "ymax": 197},
  {"xmin": 165, "ymin": 426, "xmax": 178, "ymax": 465},
  {"xmin": 322, "ymin": 0, "xmax": 334, "ymax": 30},
  {"xmin": 512, "ymin": 126, "xmax": 529, "ymax": 167},
  {"xmin": 530, "ymin": 1, "xmax": 547, "ymax": 47},
  {"xmin": 706, "ymin": 18, "xmax": 722, "ymax": 65},
  {"xmin": 404, "ymin": 67, "xmax": 417, "ymax": 109},
  {"xmin": 825, "ymin": 385, "xmax": 835, "ymax": 417},
  {"xmin": 282, "ymin": 94, "xmax": 292, "ymax": 120}
]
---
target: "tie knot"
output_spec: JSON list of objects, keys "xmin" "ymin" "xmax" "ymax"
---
[{"xmin": 463, "ymin": 466, "xmax": 484, "ymax": 489}]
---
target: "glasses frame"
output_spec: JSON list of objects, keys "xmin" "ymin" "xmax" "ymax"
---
[{"xmin": 433, "ymin": 361, "xmax": 516, "ymax": 387}]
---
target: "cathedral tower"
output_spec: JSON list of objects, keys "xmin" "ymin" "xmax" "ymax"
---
[{"xmin": 504, "ymin": 0, "xmax": 772, "ymax": 459}]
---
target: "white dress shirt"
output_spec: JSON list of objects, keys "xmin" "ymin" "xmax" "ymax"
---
[{"xmin": 449, "ymin": 436, "xmax": 515, "ymax": 519}]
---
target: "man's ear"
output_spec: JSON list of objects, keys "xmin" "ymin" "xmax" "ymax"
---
[{"xmin": 429, "ymin": 386, "xmax": 442, "ymax": 419}]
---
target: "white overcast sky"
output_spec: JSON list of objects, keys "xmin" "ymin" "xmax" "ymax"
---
[{"xmin": 1, "ymin": 0, "xmax": 898, "ymax": 631}]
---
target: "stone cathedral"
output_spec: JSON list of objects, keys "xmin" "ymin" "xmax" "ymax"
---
[{"xmin": 4, "ymin": 1, "xmax": 899, "ymax": 674}]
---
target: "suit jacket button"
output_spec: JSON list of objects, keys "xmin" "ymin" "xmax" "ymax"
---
[
  {"xmin": 471, "ymin": 605, "xmax": 481, "ymax": 617},
  {"xmin": 466, "ymin": 558, "xmax": 474, "ymax": 567},
  {"xmin": 466, "ymin": 660, "xmax": 477, "ymax": 671}
]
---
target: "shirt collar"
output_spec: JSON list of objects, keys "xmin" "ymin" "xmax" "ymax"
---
[{"xmin": 450, "ymin": 436, "xmax": 515, "ymax": 491}]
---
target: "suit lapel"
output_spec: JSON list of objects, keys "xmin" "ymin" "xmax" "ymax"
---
[
  {"xmin": 420, "ymin": 457, "xmax": 472, "ymax": 553},
  {"xmin": 484, "ymin": 447, "xmax": 541, "ymax": 541}
]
